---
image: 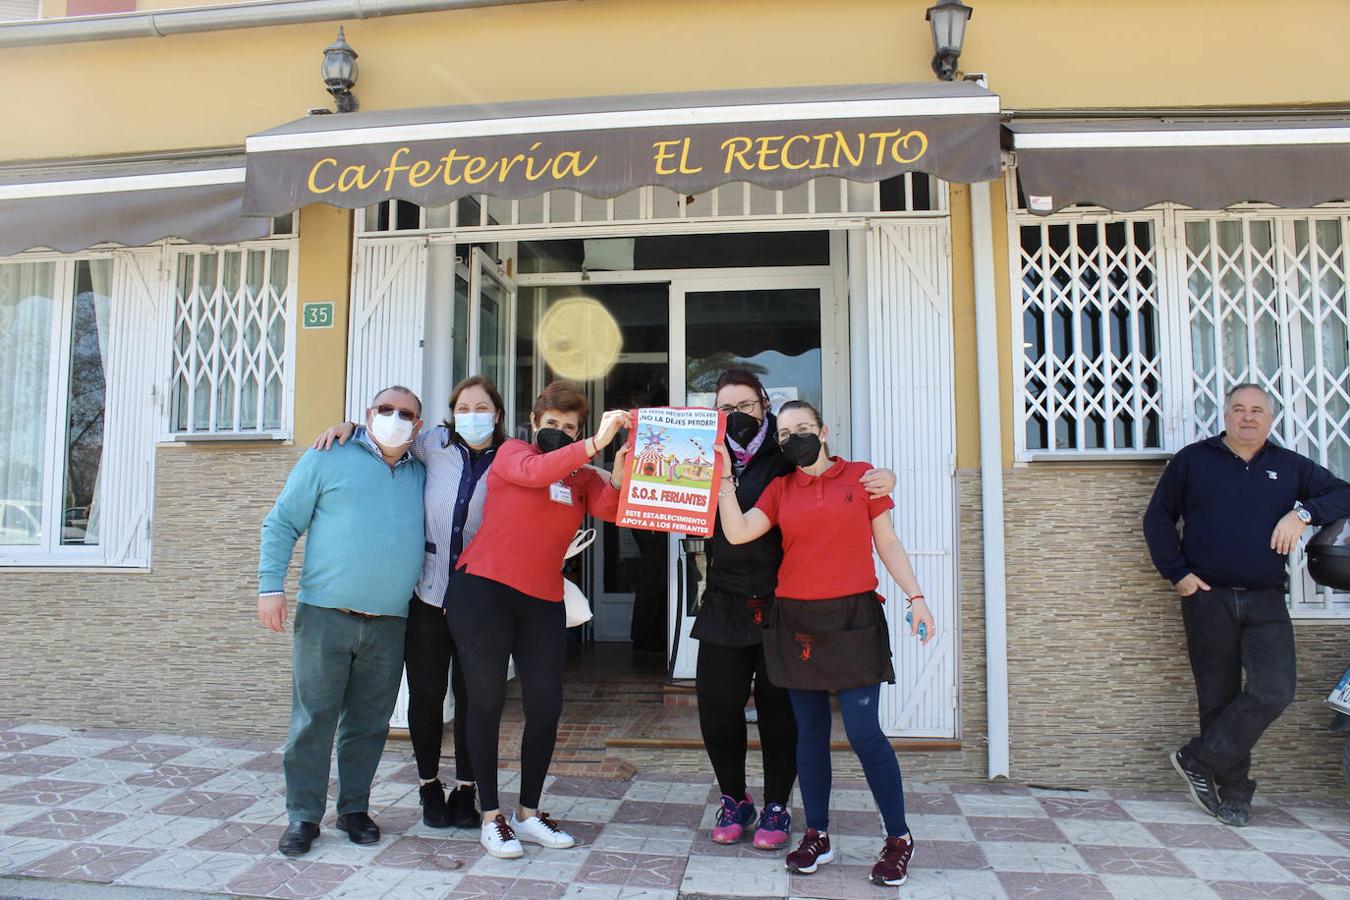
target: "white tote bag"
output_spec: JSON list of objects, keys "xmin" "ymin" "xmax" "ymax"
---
[{"xmin": 562, "ymin": 528, "xmax": 597, "ymax": 628}]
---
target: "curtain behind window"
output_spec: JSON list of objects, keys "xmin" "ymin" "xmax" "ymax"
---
[{"xmin": 0, "ymin": 262, "xmax": 56, "ymax": 546}]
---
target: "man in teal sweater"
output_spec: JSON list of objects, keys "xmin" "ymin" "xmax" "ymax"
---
[{"xmin": 258, "ymin": 386, "xmax": 426, "ymax": 857}]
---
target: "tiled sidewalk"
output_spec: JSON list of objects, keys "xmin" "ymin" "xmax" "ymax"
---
[{"xmin": 3, "ymin": 723, "xmax": 1350, "ymax": 899}]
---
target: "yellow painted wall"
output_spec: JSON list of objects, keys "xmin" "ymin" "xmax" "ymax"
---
[
  {"xmin": 3, "ymin": 0, "xmax": 1349, "ymax": 162},
  {"xmin": 292, "ymin": 204, "xmax": 351, "ymax": 444}
]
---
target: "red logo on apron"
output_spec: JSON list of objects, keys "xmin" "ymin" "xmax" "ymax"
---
[
  {"xmin": 794, "ymin": 632, "xmax": 814, "ymax": 661},
  {"xmin": 747, "ymin": 598, "xmax": 765, "ymax": 626}
]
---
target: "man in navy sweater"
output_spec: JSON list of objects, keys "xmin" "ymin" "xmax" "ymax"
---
[{"xmin": 1144, "ymin": 383, "xmax": 1350, "ymax": 827}]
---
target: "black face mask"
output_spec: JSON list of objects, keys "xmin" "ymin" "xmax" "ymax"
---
[
  {"xmin": 535, "ymin": 428, "xmax": 576, "ymax": 453},
  {"xmin": 725, "ymin": 411, "xmax": 763, "ymax": 447},
  {"xmin": 780, "ymin": 432, "xmax": 822, "ymax": 468}
]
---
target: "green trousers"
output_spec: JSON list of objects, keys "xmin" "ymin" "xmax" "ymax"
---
[{"xmin": 283, "ymin": 602, "xmax": 407, "ymax": 824}]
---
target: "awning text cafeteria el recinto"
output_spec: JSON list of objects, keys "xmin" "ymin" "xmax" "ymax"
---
[{"xmin": 242, "ymin": 82, "xmax": 1003, "ymax": 214}]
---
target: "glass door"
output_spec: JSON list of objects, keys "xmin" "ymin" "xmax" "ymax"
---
[
  {"xmin": 467, "ymin": 247, "xmax": 517, "ymax": 423},
  {"xmin": 667, "ymin": 275, "xmax": 838, "ymax": 678}
]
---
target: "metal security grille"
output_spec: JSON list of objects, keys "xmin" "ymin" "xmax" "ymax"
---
[
  {"xmin": 1015, "ymin": 215, "xmax": 1165, "ymax": 454},
  {"xmin": 169, "ymin": 243, "xmax": 296, "ymax": 435},
  {"xmin": 1181, "ymin": 211, "xmax": 1350, "ymax": 615},
  {"xmin": 358, "ymin": 174, "xmax": 946, "ymax": 233}
]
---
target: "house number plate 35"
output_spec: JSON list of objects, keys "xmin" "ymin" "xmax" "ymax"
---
[{"xmin": 302, "ymin": 301, "xmax": 335, "ymax": 329}]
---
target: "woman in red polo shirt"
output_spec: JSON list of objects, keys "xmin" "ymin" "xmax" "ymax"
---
[
  {"xmin": 447, "ymin": 380, "xmax": 631, "ymax": 860},
  {"xmin": 714, "ymin": 400, "xmax": 935, "ymax": 889}
]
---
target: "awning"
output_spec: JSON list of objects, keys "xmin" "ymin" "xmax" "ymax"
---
[
  {"xmin": 1006, "ymin": 116, "xmax": 1350, "ymax": 213},
  {"xmin": 0, "ymin": 154, "xmax": 269, "ymax": 256},
  {"xmin": 244, "ymin": 82, "xmax": 1001, "ymax": 216}
]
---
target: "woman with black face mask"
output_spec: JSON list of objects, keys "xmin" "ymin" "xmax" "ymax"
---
[
  {"xmin": 694, "ymin": 370, "xmax": 895, "ymax": 852},
  {"xmin": 447, "ymin": 380, "xmax": 632, "ymax": 860},
  {"xmin": 714, "ymin": 399, "xmax": 936, "ymax": 889}
]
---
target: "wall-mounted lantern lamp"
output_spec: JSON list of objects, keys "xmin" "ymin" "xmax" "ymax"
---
[
  {"xmin": 321, "ymin": 27, "xmax": 359, "ymax": 113},
  {"xmin": 926, "ymin": 0, "xmax": 973, "ymax": 81}
]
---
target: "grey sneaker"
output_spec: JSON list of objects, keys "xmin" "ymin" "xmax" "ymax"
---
[
  {"xmin": 1217, "ymin": 800, "xmax": 1250, "ymax": 827},
  {"xmin": 1170, "ymin": 749, "xmax": 1220, "ymax": 816}
]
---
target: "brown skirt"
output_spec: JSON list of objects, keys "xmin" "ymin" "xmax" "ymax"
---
[{"xmin": 762, "ymin": 592, "xmax": 895, "ymax": 692}]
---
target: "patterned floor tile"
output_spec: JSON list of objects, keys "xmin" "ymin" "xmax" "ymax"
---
[
  {"xmin": 96, "ymin": 742, "xmax": 193, "ymax": 765},
  {"xmin": 226, "ymin": 857, "xmax": 359, "ymax": 899},
  {"xmin": 907, "ymin": 791, "xmax": 963, "ymax": 815},
  {"xmin": 679, "ymin": 853, "xmax": 789, "ymax": 896},
  {"xmin": 1098, "ymin": 874, "xmax": 1220, "ymax": 899},
  {"xmin": 86, "ymin": 811, "xmax": 218, "ymax": 849},
  {"xmin": 18, "ymin": 842, "xmax": 158, "ymax": 882},
  {"xmin": 576, "ymin": 851, "xmax": 687, "ymax": 889},
  {"xmin": 0, "ymin": 753, "xmax": 79, "ymax": 776},
  {"xmin": 953, "ymin": 793, "xmax": 1049, "ymax": 819},
  {"xmin": 1233, "ymin": 825, "xmax": 1350, "ymax": 856},
  {"xmin": 2, "ymin": 808, "xmax": 126, "ymax": 840},
  {"xmin": 115, "ymin": 846, "xmax": 255, "ymax": 892},
  {"xmin": 979, "ymin": 841, "xmax": 1090, "ymax": 875},
  {"xmin": 520, "ymin": 794, "xmax": 622, "ymax": 824},
  {"xmin": 610, "ymin": 800, "xmax": 703, "ymax": 829},
  {"xmin": 470, "ymin": 847, "xmax": 585, "ymax": 882},
  {"xmin": 45, "ymin": 757, "xmax": 150, "ymax": 785},
  {"xmin": 1145, "ymin": 821, "xmax": 1253, "ymax": 850},
  {"xmin": 188, "ymin": 819, "xmax": 288, "ymax": 854},
  {"xmin": 1053, "ymin": 818, "xmax": 1162, "ymax": 848},
  {"xmin": 60, "ymin": 782, "xmax": 180, "ymax": 814},
  {"xmin": 997, "ymin": 871, "xmax": 1111, "ymax": 899},
  {"xmin": 1037, "ymin": 796, "xmax": 1130, "ymax": 820},
  {"xmin": 1118, "ymin": 799, "xmax": 1217, "ymax": 824},
  {"xmin": 549, "ymin": 777, "xmax": 633, "ymax": 800},
  {"xmin": 907, "ymin": 840, "xmax": 988, "ymax": 870},
  {"xmin": 123, "ymin": 763, "xmax": 225, "ymax": 790},
  {"xmin": 193, "ymin": 766, "xmax": 286, "ymax": 796},
  {"xmin": 967, "ymin": 816, "xmax": 1067, "ymax": 843},
  {"xmin": 326, "ymin": 865, "xmax": 463, "ymax": 899},
  {"xmin": 785, "ymin": 863, "xmax": 896, "ymax": 899},
  {"xmin": 242, "ymin": 751, "xmax": 287, "ymax": 773},
  {"xmin": 1075, "ymin": 843, "xmax": 1192, "ymax": 878},
  {"xmin": 561, "ymin": 885, "xmax": 678, "ymax": 899},
  {"xmin": 0, "ymin": 731, "xmax": 61, "ymax": 753},
  {"xmin": 151, "ymin": 789, "xmax": 259, "ymax": 819},
  {"xmin": 1270, "ymin": 853, "xmax": 1350, "ymax": 885},
  {"xmin": 0, "ymin": 802, "xmax": 49, "ymax": 831},
  {"xmin": 1207, "ymin": 882, "xmax": 1327, "ymax": 899},
  {"xmin": 908, "ymin": 812, "xmax": 978, "ymax": 842},
  {"xmin": 446, "ymin": 874, "xmax": 567, "ymax": 898},
  {"xmin": 372, "ymin": 834, "xmax": 476, "ymax": 871},
  {"xmin": 0, "ymin": 778, "xmax": 102, "ymax": 807},
  {"xmin": 0, "ymin": 837, "xmax": 66, "ymax": 874},
  {"xmin": 898, "ymin": 868, "xmax": 1009, "ymax": 899},
  {"xmin": 168, "ymin": 746, "xmax": 277, "ymax": 769},
  {"xmin": 823, "ymin": 807, "xmax": 886, "ymax": 836},
  {"xmin": 590, "ymin": 824, "xmax": 697, "ymax": 856},
  {"xmin": 1173, "ymin": 848, "xmax": 1300, "ymax": 883},
  {"xmin": 1286, "ymin": 806, "xmax": 1350, "ymax": 831}
]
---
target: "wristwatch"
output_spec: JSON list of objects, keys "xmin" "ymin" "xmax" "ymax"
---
[{"xmin": 1294, "ymin": 501, "xmax": 1312, "ymax": 525}]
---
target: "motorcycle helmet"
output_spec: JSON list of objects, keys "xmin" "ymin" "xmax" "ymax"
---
[{"xmin": 1308, "ymin": 516, "xmax": 1350, "ymax": 592}]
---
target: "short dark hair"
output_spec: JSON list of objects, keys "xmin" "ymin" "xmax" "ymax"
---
[
  {"xmin": 533, "ymin": 379, "xmax": 589, "ymax": 422},
  {"xmin": 372, "ymin": 385, "xmax": 422, "ymax": 417},
  {"xmin": 444, "ymin": 375, "xmax": 507, "ymax": 447},
  {"xmin": 714, "ymin": 368, "xmax": 770, "ymax": 403},
  {"xmin": 777, "ymin": 399, "xmax": 822, "ymax": 427}
]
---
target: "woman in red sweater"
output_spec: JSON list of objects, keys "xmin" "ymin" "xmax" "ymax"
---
[
  {"xmin": 448, "ymin": 380, "xmax": 631, "ymax": 859},
  {"xmin": 714, "ymin": 400, "xmax": 935, "ymax": 888}
]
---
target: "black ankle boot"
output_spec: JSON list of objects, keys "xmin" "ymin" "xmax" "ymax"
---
[
  {"xmin": 419, "ymin": 779, "xmax": 453, "ymax": 828},
  {"xmin": 446, "ymin": 782, "xmax": 479, "ymax": 829}
]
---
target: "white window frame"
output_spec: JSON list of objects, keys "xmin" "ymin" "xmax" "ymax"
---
[
  {"xmin": 1007, "ymin": 179, "xmax": 1350, "ymax": 618},
  {"xmin": 0, "ymin": 251, "xmax": 135, "ymax": 568},
  {"xmin": 162, "ymin": 237, "xmax": 299, "ymax": 442}
]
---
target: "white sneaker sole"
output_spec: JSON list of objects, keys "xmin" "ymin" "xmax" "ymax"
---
[
  {"xmin": 786, "ymin": 847, "xmax": 834, "ymax": 874},
  {"xmin": 515, "ymin": 832, "xmax": 575, "ymax": 849},
  {"xmin": 1169, "ymin": 751, "xmax": 1217, "ymax": 817},
  {"xmin": 480, "ymin": 838, "xmax": 524, "ymax": 859}
]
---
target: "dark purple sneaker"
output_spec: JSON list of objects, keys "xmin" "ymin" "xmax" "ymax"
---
[{"xmin": 711, "ymin": 793, "xmax": 757, "ymax": 844}]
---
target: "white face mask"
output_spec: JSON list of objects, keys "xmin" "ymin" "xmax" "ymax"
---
[
  {"xmin": 454, "ymin": 411, "xmax": 496, "ymax": 445},
  {"xmin": 368, "ymin": 410, "xmax": 415, "ymax": 450}
]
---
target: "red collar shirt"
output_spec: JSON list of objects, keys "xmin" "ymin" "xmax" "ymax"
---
[
  {"xmin": 457, "ymin": 438, "xmax": 620, "ymax": 601},
  {"xmin": 753, "ymin": 457, "xmax": 895, "ymax": 601}
]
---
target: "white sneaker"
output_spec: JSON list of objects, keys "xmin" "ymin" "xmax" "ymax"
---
[
  {"xmin": 480, "ymin": 814, "xmax": 524, "ymax": 859},
  {"xmin": 509, "ymin": 811, "xmax": 576, "ymax": 849}
]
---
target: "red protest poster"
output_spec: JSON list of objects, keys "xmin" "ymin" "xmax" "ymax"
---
[{"xmin": 616, "ymin": 406, "xmax": 727, "ymax": 536}]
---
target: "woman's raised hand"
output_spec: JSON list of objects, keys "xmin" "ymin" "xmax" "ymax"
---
[
  {"xmin": 594, "ymin": 409, "xmax": 633, "ymax": 451},
  {"xmin": 713, "ymin": 443, "xmax": 733, "ymax": 474},
  {"xmin": 312, "ymin": 421, "xmax": 355, "ymax": 450}
]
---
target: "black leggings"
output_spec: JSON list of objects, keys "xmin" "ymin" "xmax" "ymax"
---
[
  {"xmin": 405, "ymin": 594, "xmax": 473, "ymax": 783},
  {"xmin": 696, "ymin": 640, "xmax": 798, "ymax": 805},
  {"xmin": 445, "ymin": 572, "xmax": 566, "ymax": 812}
]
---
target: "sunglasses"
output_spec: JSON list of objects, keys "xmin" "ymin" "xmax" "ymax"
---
[{"xmin": 375, "ymin": 404, "xmax": 418, "ymax": 422}]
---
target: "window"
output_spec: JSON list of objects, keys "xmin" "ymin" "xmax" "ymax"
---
[
  {"xmin": 1010, "ymin": 196, "xmax": 1350, "ymax": 615},
  {"xmin": 0, "ymin": 258, "xmax": 115, "ymax": 560},
  {"xmin": 168, "ymin": 243, "xmax": 296, "ymax": 436},
  {"xmin": 1015, "ymin": 214, "xmax": 1164, "ymax": 454}
]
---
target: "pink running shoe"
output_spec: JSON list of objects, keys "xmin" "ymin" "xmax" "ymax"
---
[
  {"xmin": 711, "ymin": 793, "xmax": 757, "ymax": 844},
  {"xmin": 753, "ymin": 801, "xmax": 791, "ymax": 850}
]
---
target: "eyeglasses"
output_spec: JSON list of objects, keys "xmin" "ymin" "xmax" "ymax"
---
[
  {"xmin": 776, "ymin": 424, "xmax": 819, "ymax": 444},
  {"xmin": 375, "ymin": 404, "xmax": 417, "ymax": 422},
  {"xmin": 716, "ymin": 398, "xmax": 764, "ymax": 416}
]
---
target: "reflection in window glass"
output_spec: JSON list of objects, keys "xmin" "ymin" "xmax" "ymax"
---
[
  {"xmin": 452, "ymin": 268, "xmax": 469, "ymax": 389},
  {"xmin": 685, "ymin": 289, "xmax": 823, "ymax": 413},
  {"xmin": 0, "ymin": 262, "xmax": 56, "ymax": 546},
  {"xmin": 62, "ymin": 260, "xmax": 112, "ymax": 546}
]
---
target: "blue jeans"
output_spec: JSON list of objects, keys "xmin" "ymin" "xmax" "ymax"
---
[
  {"xmin": 789, "ymin": 683, "xmax": 909, "ymax": 837},
  {"xmin": 283, "ymin": 603, "xmax": 407, "ymax": 824}
]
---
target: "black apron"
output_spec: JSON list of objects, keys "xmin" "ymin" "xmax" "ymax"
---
[
  {"xmin": 762, "ymin": 592, "xmax": 895, "ymax": 692},
  {"xmin": 690, "ymin": 588, "xmax": 774, "ymax": 648}
]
